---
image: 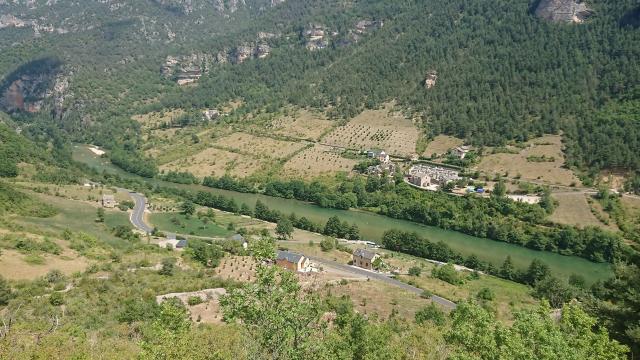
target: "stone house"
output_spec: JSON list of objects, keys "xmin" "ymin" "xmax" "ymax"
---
[
  {"xmin": 276, "ymin": 250, "xmax": 310, "ymax": 272},
  {"xmin": 408, "ymin": 173, "xmax": 431, "ymax": 188},
  {"xmin": 451, "ymin": 146, "xmax": 471, "ymax": 159},
  {"xmin": 352, "ymin": 248, "xmax": 380, "ymax": 270}
]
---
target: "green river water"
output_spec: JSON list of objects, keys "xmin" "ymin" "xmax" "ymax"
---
[{"xmin": 74, "ymin": 145, "xmax": 612, "ymax": 282}]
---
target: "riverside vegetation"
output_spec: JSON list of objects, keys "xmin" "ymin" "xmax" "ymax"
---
[{"xmin": 2, "ymin": 0, "xmax": 640, "ymax": 357}]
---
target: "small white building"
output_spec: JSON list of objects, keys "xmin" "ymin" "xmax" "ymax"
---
[{"xmin": 367, "ymin": 149, "xmax": 390, "ymax": 163}]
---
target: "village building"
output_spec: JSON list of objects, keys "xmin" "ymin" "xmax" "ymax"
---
[
  {"xmin": 407, "ymin": 164, "xmax": 460, "ymax": 188},
  {"xmin": 101, "ymin": 194, "xmax": 117, "ymax": 208},
  {"xmin": 367, "ymin": 162, "xmax": 396, "ymax": 177},
  {"xmin": 276, "ymin": 250, "xmax": 310, "ymax": 272},
  {"xmin": 367, "ymin": 149, "xmax": 390, "ymax": 163},
  {"xmin": 408, "ymin": 172, "xmax": 431, "ymax": 188},
  {"xmin": 352, "ymin": 248, "xmax": 380, "ymax": 270},
  {"xmin": 451, "ymin": 145, "xmax": 471, "ymax": 159}
]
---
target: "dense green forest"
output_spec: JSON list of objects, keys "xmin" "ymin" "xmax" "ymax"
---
[
  {"xmin": 1, "ymin": 0, "xmax": 639, "ymax": 178},
  {"xmin": 1, "ymin": 0, "xmax": 640, "ymax": 357}
]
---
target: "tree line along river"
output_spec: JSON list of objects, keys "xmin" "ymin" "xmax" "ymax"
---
[{"xmin": 73, "ymin": 145, "xmax": 612, "ymax": 283}]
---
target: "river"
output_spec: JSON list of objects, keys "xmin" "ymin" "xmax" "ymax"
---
[{"xmin": 73, "ymin": 145, "xmax": 612, "ymax": 282}]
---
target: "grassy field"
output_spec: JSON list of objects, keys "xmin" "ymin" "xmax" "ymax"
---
[
  {"xmin": 321, "ymin": 103, "xmax": 420, "ymax": 156},
  {"xmin": 9, "ymin": 191, "xmax": 132, "ymax": 248},
  {"xmin": 148, "ymin": 212, "xmax": 232, "ymax": 238},
  {"xmin": 423, "ymin": 135, "xmax": 464, "ymax": 157},
  {"xmin": 386, "ymin": 250, "xmax": 538, "ymax": 322},
  {"xmin": 549, "ymin": 192, "xmax": 607, "ymax": 228},
  {"xmin": 476, "ymin": 135, "xmax": 580, "ymax": 186},
  {"xmin": 0, "ymin": 247, "xmax": 89, "ymax": 280}
]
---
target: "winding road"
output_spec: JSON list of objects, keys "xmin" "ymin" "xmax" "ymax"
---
[
  {"xmin": 123, "ymin": 190, "xmax": 456, "ymax": 309},
  {"xmin": 123, "ymin": 190, "xmax": 154, "ymax": 234}
]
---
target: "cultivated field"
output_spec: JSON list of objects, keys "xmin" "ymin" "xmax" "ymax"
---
[
  {"xmin": 283, "ymin": 144, "xmax": 358, "ymax": 179},
  {"xmin": 321, "ymin": 104, "xmax": 420, "ymax": 156},
  {"xmin": 423, "ymin": 135, "xmax": 464, "ymax": 157},
  {"xmin": 213, "ymin": 256, "xmax": 257, "ymax": 282},
  {"xmin": 476, "ymin": 135, "xmax": 580, "ymax": 186},
  {"xmin": 159, "ymin": 147, "xmax": 268, "ymax": 178},
  {"xmin": 269, "ymin": 110, "xmax": 334, "ymax": 140},
  {"xmin": 549, "ymin": 192, "xmax": 605, "ymax": 228},
  {"xmin": 213, "ymin": 132, "xmax": 307, "ymax": 159}
]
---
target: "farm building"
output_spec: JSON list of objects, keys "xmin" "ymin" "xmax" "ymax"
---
[
  {"xmin": 102, "ymin": 194, "xmax": 117, "ymax": 208},
  {"xmin": 367, "ymin": 149, "xmax": 390, "ymax": 163},
  {"xmin": 352, "ymin": 248, "xmax": 380, "ymax": 270},
  {"xmin": 451, "ymin": 146, "xmax": 471, "ymax": 159},
  {"xmin": 276, "ymin": 250, "xmax": 310, "ymax": 272}
]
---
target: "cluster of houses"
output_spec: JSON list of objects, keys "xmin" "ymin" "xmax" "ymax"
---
[
  {"xmin": 275, "ymin": 247, "xmax": 381, "ymax": 273},
  {"xmin": 365, "ymin": 149, "xmax": 396, "ymax": 177},
  {"xmin": 407, "ymin": 164, "xmax": 461, "ymax": 189}
]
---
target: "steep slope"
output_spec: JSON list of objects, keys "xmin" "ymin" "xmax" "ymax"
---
[{"xmin": 0, "ymin": 0, "xmax": 638, "ymax": 173}]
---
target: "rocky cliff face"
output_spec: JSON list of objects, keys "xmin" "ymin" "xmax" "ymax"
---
[
  {"xmin": 161, "ymin": 34, "xmax": 274, "ymax": 83},
  {"xmin": 0, "ymin": 58, "xmax": 68, "ymax": 116},
  {"xmin": 535, "ymin": 0, "xmax": 592, "ymax": 23}
]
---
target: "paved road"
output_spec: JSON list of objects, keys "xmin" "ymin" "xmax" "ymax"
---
[
  {"xmin": 120, "ymin": 189, "xmax": 456, "ymax": 309},
  {"xmin": 306, "ymin": 255, "xmax": 457, "ymax": 310},
  {"xmin": 127, "ymin": 191, "xmax": 154, "ymax": 234}
]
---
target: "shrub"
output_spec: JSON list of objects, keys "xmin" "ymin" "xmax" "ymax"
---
[
  {"xmin": 408, "ymin": 266, "xmax": 422, "ymax": 276},
  {"xmin": 0, "ymin": 276, "xmax": 12, "ymax": 305},
  {"xmin": 159, "ymin": 258, "xmax": 176, "ymax": 276},
  {"xmin": 477, "ymin": 287, "xmax": 495, "ymax": 301},
  {"xmin": 49, "ymin": 292, "xmax": 64, "ymax": 306},
  {"xmin": 432, "ymin": 263, "xmax": 462, "ymax": 285},
  {"xmin": 45, "ymin": 269, "xmax": 66, "ymax": 284},
  {"xmin": 420, "ymin": 290, "xmax": 433, "ymax": 299},
  {"xmin": 320, "ymin": 237, "xmax": 337, "ymax": 252},
  {"xmin": 187, "ymin": 296, "xmax": 204, "ymax": 306},
  {"xmin": 415, "ymin": 303, "xmax": 445, "ymax": 326}
]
